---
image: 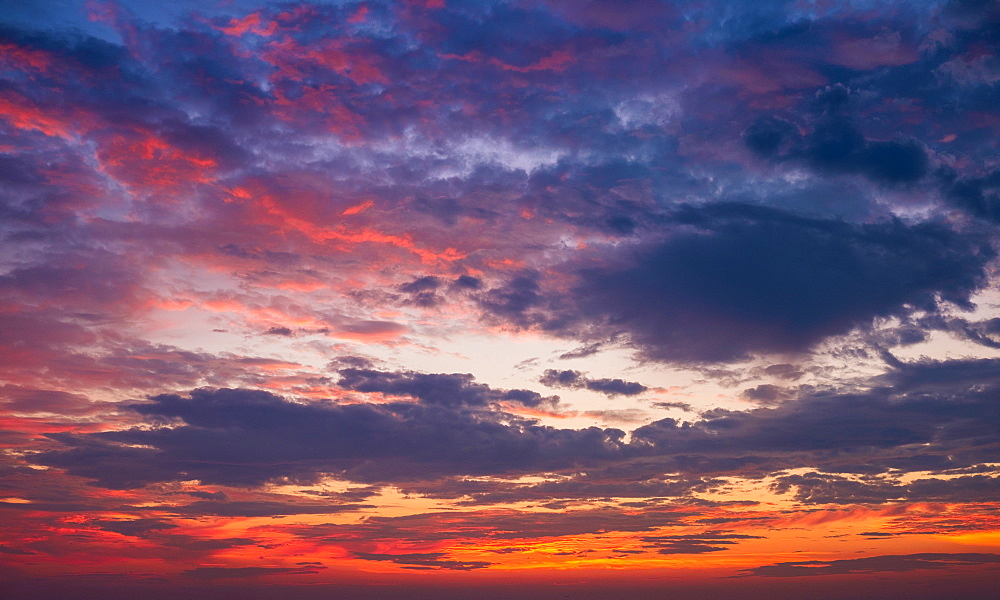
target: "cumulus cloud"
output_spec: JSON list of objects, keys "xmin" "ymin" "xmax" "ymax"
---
[
  {"xmin": 527, "ymin": 204, "xmax": 994, "ymax": 363},
  {"xmin": 32, "ymin": 356, "xmax": 1000, "ymax": 505},
  {"xmin": 337, "ymin": 368, "xmax": 557, "ymax": 407},
  {"xmin": 35, "ymin": 386, "xmax": 624, "ymax": 488}
]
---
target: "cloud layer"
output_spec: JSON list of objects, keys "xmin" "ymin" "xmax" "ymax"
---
[{"xmin": 1, "ymin": 0, "xmax": 998, "ymax": 597}]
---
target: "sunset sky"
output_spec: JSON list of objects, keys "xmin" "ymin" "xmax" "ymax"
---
[{"xmin": 1, "ymin": 1, "xmax": 999, "ymax": 598}]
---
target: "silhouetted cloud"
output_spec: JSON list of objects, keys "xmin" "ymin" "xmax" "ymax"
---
[
  {"xmin": 337, "ymin": 368, "xmax": 557, "ymax": 408},
  {"xmin": 32, "ymin": 356, "xmax": 1000, "ymax": 504},
  {"xmin": 743, "ymin": 553, "xmax": 1000, "ymax": 577},
  {"xmin": 541, "ymin": 205, "xmax": 993, "ymax": 362},
  {"xmin": 539, "ymin": 369, "xmax": 647, "ymax": 396},
  {"xmin": 744, "ymin": 84, "xmax": 932, "ymax": 186},
  {"xmin": 642, "ymin": 531, "xmax": 763, "ymax": 554},
  {"xmin": 36, "ymin": 386, "xmax": 624, "ymax": 488},
  {"xmin": 352, "ymin": 552, "xmax": 492, "ymax": 571}
]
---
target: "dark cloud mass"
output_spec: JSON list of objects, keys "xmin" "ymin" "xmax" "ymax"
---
[
  {"xmin": 352, "ymin": 552, "xmax": 492, "ymax": 571},
  {"xmin": 554, "ymin": 205, "xmax": 994, "ymax": 362},
  {"xmin": 745, "ymin": 108, "xmax": 931, "ymax": 185},
  {"xmin": 744, "ymin": 553, "xmax": 1000, "ymax": 577},
  {"xmin": 539, "ymin": 369, "xmax": 647, "ymax": 396},
  {"xmin": 34, "ymin": 356, "xmax": 1000, "ymax": 501},
  {"xmin": 36, "ymin": 386, "xmax": 623, "ymax": 487},
  {"xmin": 337, "ymin": 368, "xmax": 556, "ymax": 407},
  {"xmin": 642, "ymin": 531, "xmax": 764, "ymax": 555}
]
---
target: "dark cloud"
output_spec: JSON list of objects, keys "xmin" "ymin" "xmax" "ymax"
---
[
  {"xmin": 163, "ymin": 500, "xmax": 372, "ymax": 517},
  {"xmin": 769, "ymin": 472, "xmax": 906, "ymax": 504},
  {"xmin": 743, "ymin": 116, "xmax": 798, "ymax": 157},
  {"xmin": 35, "ymin": 386, "xmax": 624, "ymax": 488},
  {"xmin": 941, "ymin": 167, "xmax": 1000, "ymax": 223},
  {"xmin": 478, "ymin": 273, "xmax": 550, "ymax": 329},
  {"xmin": 406, "ymin": 471, "xmax": 713, "ymax": 506},
  {"xmin": 557, "ymin": 342, "xmax": 606, "ymax": 360},
  {"xmin": 745, "ymin": 85, "xmax": 931, "ymax": 186},
  {"xmin": 760, "ymin": 364, "xmax": 805, "ymax": 380},
  {"xmin": 642, "ymin": 531, "xmax": 763, "ymax": 554},
  {"xmin": 651, "ymin": 401, "xmax": 693, "ymax": 412},
  {"xmin": 299, "ymin": 505, "xmax": 693, "ymax": 546},
  {"xmin": 169, "ymin": 489, "xmax": 227, "ymax": 500},
  {"xmin": 452, "ymin": 275, "xmax": 483, "ymax": 290},
  {"xmin": 771, "ymin": 472, "xmax": 1000, "ymax": 505},
  {"xmin": 741, "ymin": 384, "xmax": 793, "ymax": 405},
  {"xmin": 338, "ymin": 368, "xmax": 556, "ymax": 408},
  {"xmin": 263, "ymin": 326, "xmax": 293, "ymax": 336},
  {"xmin": 805, "ymin": 122, "xmax": 928, "ymax": 185},
  {"xmin": 558, "ymin": 204, "xmax": 992, "ymax": 362},
  {"xmin": 399, "ymin": 276, "xmax": 442, "ymax": 294},
  {"xmin": 862, "ymin": 138, "xmax": 929, "ymax": 184},
  {"xmin": 399, "ymin": 276, "xmax": 442, "ymax": 306},
  {"xmin": 352, "ymin": 552, "xmax": 492, "ymax": 571},
  {"xmin": 627, "ymin": 355, "xmax": 1000, "ymax": 483},
  {"xmin": 30, "ymin": 354, "xmax": 1000, "ymax": 500},
  {"xmin": 539, "ymin": 369, "xmax": 647, "ymax": 396},
  {"xmin": 743, "ymin": 553, "xmax": 1000, "ymax": 577}
]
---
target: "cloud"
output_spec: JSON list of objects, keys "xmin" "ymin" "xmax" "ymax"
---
[
  {"xmin": 641, "ymin": 531, "xmax": 763, "ymax": 554},
  {"xmin": 91, "ymin": 518, "xmax": 177, "ymax": 537},
  {"xmin": 941, "ymin": 167, "xmax": 1000, "ymax": 223},
  {"xmin": 3, "ymin": 10, "xmax": 1000, "ymax": 587},
  {"xmin": 741, "ymin": 384, "xmax": 794, "ymax": 405},
  {"xmin": 398, "ymin": 275, "xmax": 443, "ymax": 306},
  {"xmin": 628, "ymin": 356, "xmax": 1000, "ymax": 487},
  {"xmin": 743, "ymin": 553, "xmax": 1000, "ymax": 577},
  {"xmin": 478, "ymin": 273, "xmax": 549, "ymax": 329},
  {"xmin": 743, "ymin": 83, "xmax": 936, "ymax": 187},
  {"xmin": 263, "ymin": 326, "xmax": 294, "ymax": 336},
  {"xmin": 296, "ymin": 505, "xmax": 693, "ymax": 546},
  {"xmin": 162, "ymin": 500, "xmax": 372, "ymax": 517},
  {"xmin": 539, "ymin": 369, "xmax": 647, "ymax": 396},
  {"xmin": 553, "ymin": 204, "xmax": 993, "ymax": 362},
  {"xmin": 771, "ymin": 472, "xmax": 1000, "ymax": 505},
  {"xmin": 35, "ymin": 386, "xmax": 624, "ymax": 488},
  {"xmin": 352, "ymin": 552, "xmax": 492, "ymax": 571},
  {"xmin": 26, "ymin": 352, "xmax": 1000, "ymax": 508},
  {"xmin": 651, "ymin": 401, "xmax": 693, "ymax": 412},
  {"xmin": 337, "ymin": 368, "xmax": 557, "ymax": 408}
]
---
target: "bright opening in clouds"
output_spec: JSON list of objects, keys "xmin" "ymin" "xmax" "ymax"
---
[{"xmin": 1, "ymin": 1, "xmax": 999, "ymax": 599}]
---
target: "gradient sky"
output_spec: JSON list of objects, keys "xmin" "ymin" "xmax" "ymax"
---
[{"xmin": 1, "ymin": 1, "xmax": 999, "ymax": 598}]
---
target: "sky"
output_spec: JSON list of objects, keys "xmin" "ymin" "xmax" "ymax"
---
[{"xmin": 1, "ymin": 0, "xmax": 999, "ymax": 598}]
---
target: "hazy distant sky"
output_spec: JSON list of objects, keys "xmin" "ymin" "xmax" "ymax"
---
[{"xmin": 1, "ymin": 1, "xmax": 999, "ymax": 598}]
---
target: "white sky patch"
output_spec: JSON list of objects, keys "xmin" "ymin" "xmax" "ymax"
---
[
  {"xmin": 613, "ymin": 91, "xmax": 681, "ymax": 129},
  {"xmin": 311, "ymin": 127, "xmax": 568, "ymax": 180},
  {"xmin": 891, "ymin": 329, "xmax": 999, "ymax": 362},
  {"xmin": 450, "ymin": 135, "xmax": 567, "ymax": 175}
]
